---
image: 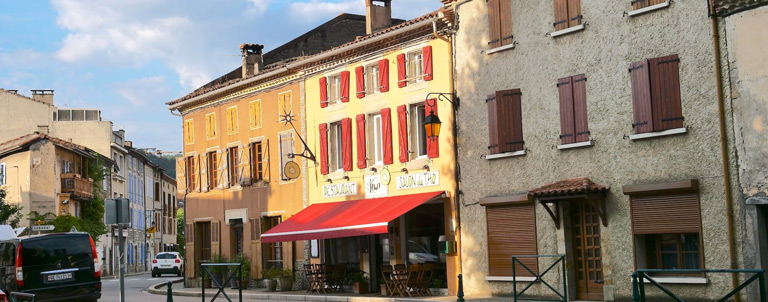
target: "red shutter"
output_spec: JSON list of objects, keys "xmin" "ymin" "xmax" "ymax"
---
[
  {"xmin": 426, "ymin": 99, "xmax": 440, "ymax": 158},
  {"xmin": 557, "ymin": 77, "xmax": 575, "ymax": 145},
  {"xmin": 487, "ymin": 0, "xmax": 501, "ymax": 49},
  {"xmin": 649, "ymin": 54, "xmax": 683, "ymax": 131},
  {"xmin": 630, "ymin": 60, "xmax": 653, "ymax": 134},
  {"xmin": 497, "ymin": 90, "xmax": 523, "ymax": 152},
  {"xmin": 340, "ymin": 71, "xmax": 350, "ymax": 103},
  {"xmin": 423, "ymin": 46, "xmax": 433, "ymax": 81},
  {"xmin": 397, "ymin": 105, "xmax": 409, "ymax": 163},
  {"xmin": 319, "ymin": 77, "xmax": 328, "ymax": 108},
  {"xmin": 572, "ymin": 74, "xmax": 590, "ymax": 142},
  {"xmin": 397, "ymin": 53, "xmax": 407, "ymax": 88},
  {"xmin": 342, "ymin": 118, "xmax": 353, "ymax": 171},
  {"xmin": 487, "ymin": 93, "xmax": 501, "ymax": 155},
  {"xmin": 568, "ymin": 0, "xmax": 582, "ymax": 28},
  {"xmin": 319, "ymin": 124, "xmax": 329, "ymax": 175},
  {"xmin": 355, "ymin": 66, "xmax": 365, "ymax": 99},
  {"xmin": 381, "ymin": 108, "xmax": 394, "ymax": 165},
  {"xmin": 378, "ymin": 59, "xmax": 389, "ymax": 92},
  {"xmin": 356, "ymin": 114, "xmax": 367, "ymax": 169},
  {"xmin": 553, "ymin": 0, "xmax": 568, "ymax": 31}
]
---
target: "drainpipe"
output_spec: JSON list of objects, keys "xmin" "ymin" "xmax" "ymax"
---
[{"xmin": 709, "ymin": 4, "xmax": 740, "ymax": 301}]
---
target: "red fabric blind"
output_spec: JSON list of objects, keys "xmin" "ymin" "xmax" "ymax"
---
[
  {"xmin": 356, "ymin": 114, "xmax": 367, "ymax": 169},
  {"xmin": 378, "ymin": 59, "xmax": 389, "ymax": 92},
  {"xmin": 355, "ymin": 66, "xmax": 365, "ymax": 99},
  {"xmin": 487, "ymin": 93, "xmax": 501, "ymax": 154},
  {"xmin": 630, "ymin": 60, "xmax": 654, "ymax": 134},
  {"xmin": 381, "ymin": 108, "xmax": 394, "ymax": 165},
  {"xmin": 423, "ymin": 46, "xmax": 433, "ymax": 81},
  {"xmin": 340, "ymin": 71, "xmax": 350, "ymax": 103},
  {"xmin": 557, "ymin": 77, "xmax": 576, "ymax": 145},
  {"xmin": 397, "ymin": 53, "xmax": 407, "ymax": 88},
  {"xmin": 319, "ymin": 123, "xmax": 329, "ymax": 175},
  {"xmin": 572, "ymin": 74, "xmax": 589, "ymax": 142},
  {"xmin": 397, "ymin": 105, "xmax": 409, "ymax": 163},
  {"xmin": 426, "ymin": 99, "xmax": 440, "ymax": 158},
  {"xmin": 487, "ymin": 0, "xmax": 501, "ymax": 49},
  {"xmin": 649, "ymin": 54, "xmax": 683, "ymax": 131},
  {"xmin": 342, "ymin": 118, "xmax": 353, "ymax": 171},
  {"xmin": 319, "ymin": 77, "xmax": 328, "ymax": 108}
]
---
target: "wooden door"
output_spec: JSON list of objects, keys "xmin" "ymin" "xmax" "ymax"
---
[{"xmin": 571, "ymin": 203, "xmax": 604, "ymax": 300}]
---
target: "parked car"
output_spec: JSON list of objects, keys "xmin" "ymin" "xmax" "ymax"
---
[
  {"xmin": 407, "ymin": 240, "xmax": 439, "ymax": 264},
  {"xmin": 151, "ymin": 252, "xmax": 183, "ymax": 277},
  {"xmin": 0, "ymin": 232, "xmax": 101, "ymax": 302}
]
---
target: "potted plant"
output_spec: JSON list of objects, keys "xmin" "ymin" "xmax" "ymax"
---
[
  {"xmin": 233, "ymin": 255, "xmax": 251, "ymax": 289},
  {"xmin": 261, "ymin": 266, "xmax": 281, "ymax": 292},
  {"xmin": 378, "ymin": 277, "xmax": 388, "ymax": 296},
  {"xmin": 209, "ymin": 255, "xmax": 230, "ymax": 288},
  {"xmin": 348, "ymin": 270, "xmax": 369, "ymax": 294},
  {"xmin": 278, "ymin": 268, "xmax": 294, "ymax": 291}
]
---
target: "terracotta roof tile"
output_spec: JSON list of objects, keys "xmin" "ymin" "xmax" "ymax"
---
[
  {"xmin": 529, "ymin": 177, "xmax": 608, "ymax": 197},
  {"xmin": 712, "ymin": 0, "xmax": 768, "ymax": 16},
  {"xmin": 0, "ymin": 132, "xmax": 115, "ymax": 167}
]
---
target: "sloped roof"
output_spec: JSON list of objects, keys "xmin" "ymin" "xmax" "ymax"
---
[
  {"xmin": 712, "ymin": 0, "xmax": 768, "ymax": 16},
  {"xmin": 0, "ymin": 132, "xmax": 115, "ymax": 167},
  {"xmin": 529, "ymin": 178, "xmax": 609, "ymax": 197}
]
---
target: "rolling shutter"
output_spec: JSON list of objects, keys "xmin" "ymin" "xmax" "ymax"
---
[
  {"xmin": 340, "ymin": 71, "xmax": 350, "ymax": 103},
  {"xmin": 497, "ymin": 89, "xmax": 523, "ymax": 153},
  {"xmin": 397, "ymin": 53, "xmax": 407, "ymax": 88},
  {"xmin": 423, "ymin": 46, "xmax": 433, "ymax": 81},
  {"xmin": 630, "ymin": 194, "xmax": 701, "ymax": 235},
  {"xmin": 649, "ymin": 54, "xmax": 683, "ymax": 131},
  {"xmin": 630, "ymin": 60, "xmax": 654, "ymax": 134},
  {"xmin": 572, "ymin": 74, "xmax": 589, "ymax": 142},
  {"xmin": 487, "ymin": 0, "xmax": 501, "ymax": 49},
  {"xmin": 356, "ymin": 114, "xmax": 367, "ymax": 169},
  {"xmin": 342, "ymin": 118, "xmax": 353, "ymax": 171},
  {"xmin": 557, "ymin": 77, "xmax": 575, "ymax": 145},
  {"xmin": 397, "ymin": 105, "xmax": 409, "ymax": 163},
  {"xmin": 426, "ymin": 99, "xmax": 440, "ymax": 158},
  {"xmin": 319, "ymin": 77, "xmax": 328, "ymax": 108},
  {"xmin": 319, "ymin": 124, "xmax": 329, "ymax": 175},
  {"xmin": 378, "ymin": 59, "xmax": 389, "ymax": 92},
  {"xmin": 355, "ymin": 66, "xmax": 365, "ymax": 99},
  {"xmin": 486, "ymin": 203, "xmax": 538, "ymax": 277},
  {"xmin": 486, "ymin": 93, "xmax": 501, "ymax": 155},
  {"xmin": 381, "ymin": 108, "xmax": 394, "ymax": 165},
  {"xmin": 554, "ymin": 0, "xmax": 569, "ymax": 31},
  {"xmin": 499, "ymin": 0, "xmax": 513, "ymax": 46}
]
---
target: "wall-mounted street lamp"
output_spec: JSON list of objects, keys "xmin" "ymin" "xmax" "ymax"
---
[{"xmin": 422, "ymin": 92, "xmax": 458, "ymax": 140}]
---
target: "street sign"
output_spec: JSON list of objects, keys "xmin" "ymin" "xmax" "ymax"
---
[
  {"xmin": 105, "ymin": 198, "xmax": 131, "ymax": 224},
  {"xmin": 147, "ymin": 226, "xmax": 156, "ymax": 233},
  {"xmin": 31, "ymin": 225, "xmax": 54, "ymax": 231}
]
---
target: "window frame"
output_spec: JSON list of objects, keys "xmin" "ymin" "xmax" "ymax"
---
[
  {"xmin": 369, "ymin": 113, "xmax": 384, "ymax": 165},
  {"xmin": 227, "ymin": 146, "xmax": 240, "ymax": 187},
  {"xmin": 278, "ymin": 91, "xmax": 292, "ymax": 121},
  {"xmin": 328, "ymin": 121, "xmax": 344, "ymax": 172},
  {"xmin": 249, "ymin": 99, "xmax": 262, "ymax": 129},
  {"xmin": 226, "ymin": 106, "xmax": 239, "ymax": 134},
  {"xmin": 250, "ymin": 141, "xmax": 265, "ymax": 183},
  {"xmin": 184, "ymin": 119, "xmax": 194, "ymax": 145},
  {"xmin": 327, "ymin": 74, "xmax": 342, "ymax": 105},
  {"xmin": 410, "ymin": 104, "xmax": 428, "ymax": 159},
  {"xmin": 406, "ymin": 50, "xmax": 425, "ymax": 84},
  {"xmin": 185, "ymin": 156, "xmax": 196, "ymax": 192},
  {"xmin": 206, "ymin": 151, "xmax": 217, "ymax": 190},
  {"xmin": 205, "ymin": 113, "xmax": 217, "ymax": 140},
  {"xmin": 278, "ymin": 132, "xmax": 295, "ymax": 181},
  {"xmin": 364, "ymin": 64, "xmax": 380, "ymax": 94}
]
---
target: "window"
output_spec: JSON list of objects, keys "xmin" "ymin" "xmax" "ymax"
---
[
  {"xmin": 483, "ymin": 200, "xmax": 538, "ymax": 277},
  {"xmin": 184, "ymin": 119, "xmax": 194, "ymax": 144},
  {"xmin": 553, "ymin": 0, "xmax": 582, "ymax": 32},
  {"xmin": 0, "ymin": 163, "xmax": 5, "ymax": 185},
  {"xmin": 327, "ymin": 74, "xmax": 341, "ymax": 105},
  {"xmin": 410, "ymin": 104, "xmax": 428, "ymax": 158},
  {"xmin": 632, "ymin": 0, "xmax": 667, "ymax": 11},
  {"xmin": 278, "ymin": 132, "xmax": 294, "ymax": 181},
  {"xmin": 557, "ymin": 74, "xmax": 590, "ymax": 145},
  {"xmin": 643, "ymin": 233, "xmax": 701, "ymax": 271},
  {"xmin": 249, "ymin": 100, "xmax": 262, "ymax": 129},
  {"xmin": 329, "ymin": 121, "xmax": 343, "ymax": 172},
  {"xmin": 487, "ymin": 0, "xmax": 513, "ymax": 49},
  {"xmin": 206, "ymin": 151, "xmax": 217, "ymax": 190},
  {"xmin": 227, "ymin": 146, "xmax": 240, "ymax": 187},
  {"xmin": 261, "ymin": 216, "xmax": 283, "ymax": 269},
  {"xmin": 226, "ymin": 107, "xmax": 239, "ymax": 134},
  {"xmin": 486, "ymin": 89, "xmax": 524, "ymax": 154},
  {"xmin": 629, "ymin": 54, "xmax": 684, "ymax": 135},
  {"xmin": 250, "ymin": 141, "xmax": 265, "ymax": 182},
  {"xmin": 278, "ymin": 92, "xmax": 292, "ymax": 120},
  {"xmin": 365, "ymin": 64, "xmax": 380, "ymax": 93},
  {"xmin": 205, "ymin": 113, "xmax": 216, "ymax": 140},
  {"xmin": 407, "ymin": 51, "xmax": 424, "ymax": 83},
  {"xmin": 185, "ymin": 156, "xmax": 196, "ymax": 192},
  {"xmin": 370, "ymin": 114, "xmax": 383, "ymax": 165}
]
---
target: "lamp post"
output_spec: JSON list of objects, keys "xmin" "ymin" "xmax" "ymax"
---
[{"xmin": 424, "ymin": 99, "xmax": 443, "ymax": 140}]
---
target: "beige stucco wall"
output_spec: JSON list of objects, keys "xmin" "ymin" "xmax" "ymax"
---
[
  {"xmin": 51, "ymin": 120, "xmax": 114, "ymax": 157},
  {"xmin": 452, "ymin": 0, "xmax": 741, "ymax": 300},
  {"xmin": 1, "ymin": 152, "xmax": 32, "ymax": 226},
  {"xmin": 0, "ymin": 90, "xmax": 55, "ymax": 142}
]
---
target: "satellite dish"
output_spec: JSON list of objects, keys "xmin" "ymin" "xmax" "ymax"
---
[{"xmin": 284, "ymin": 161, "xmax": 301, "ymax": 179}]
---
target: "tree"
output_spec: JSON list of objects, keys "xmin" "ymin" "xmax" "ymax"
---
[
  {"xmin": 0, "ymin": 188, "xmax": 23, "ymax": 228},
  {"xmin": 176, "ymin": 208, "xmax": 185, "ymax": 258}
]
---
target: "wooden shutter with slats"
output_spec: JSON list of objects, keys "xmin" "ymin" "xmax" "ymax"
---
[
  {"xmin": 554, "ymin": 0, "xmax": 569, "ymax": 31},
  {"xmin": 340, "ymin": 71, "xmax": 350, "ymax": 103},
  {"xmin": 342, "ymin": 118, "xmax": 353, "ymax": 171},
  {"xmin": 397, "ymin": 105, "xmax": 409, "ymax": 163},
  {"xmin": 319, "ymin": 77, "xmax": 328, "ymax": 108},
  {"xmin": 355, "ymin": 66, "xmax": 365, "ymax": 99},
  {"xmin": 250, "ymin": 218, "xmax": 260, "ymax": 241},
  {"xmin": 378, "ymin": 59, "xmax": 389, "ymax": 92},
  {"xmin": 487, "ymin": 0, "xmax": 501, "ymax": 48},
  {"xmin": 381, "ymin": 108, "xmax": 394, "ymax": 164},
  {"xmin": 397, "ymin": 54, "xmax": 407, "ymax": 88},
  {"xmin": 631, "ymin": 194, "xmax": 701, "ymax": 235},
  {"xmin": 425, "ymin": 99, "xmax": 440, "ymax": 158},
  {"xmin": 557, "ymin": 77, "xmax": 576, "ymax": 145},
  {"xmin": 487, "ymin": 94, "xmax": 501, "ymax": 154},
  {"xmin": 356, "ymin": 114, "xmax": 367, "ymax": 169},
  {"xmin": 200, "ymin": 153, "xmax": 209, "ymax": 192},
  {"xmin": 497, "ymin": 89, "xmax": 523, "ymax": 152},
  {"xmin": 568, "ymin": 0, "xmax": 582, "ymax": 28},
  {"xmin": 572, "ymin": 74, "xmax": 589, "ymax": 142},
  {"xmin": 319, "ymin": 124, "xmax": 329, "ymax": 175},
  {"xmin": 423, "ymin": 46, "xmax": 433, "ymax": 81},
  {"xmin": 649, "ymin": 54, "xmax": 683, "ymax": 131},
  {"xmin": 176, "ymin": 158, "xmax": 186, "ymax": 193},
  {"xmin": 499, "ymin": 0, "xmax": 513, "ymax": 46},
  {"xmin": 630, "ymin": 60, "xmax": 654, "ymax": 134},
  {"xmin": 486, "ymin": 203, "xmax": 538, "ymax": 276}
]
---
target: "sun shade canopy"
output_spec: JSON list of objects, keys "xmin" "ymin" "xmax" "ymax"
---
[{"xmin": 260, "ymin": 191, "xmax": 445, "ymax": 243}]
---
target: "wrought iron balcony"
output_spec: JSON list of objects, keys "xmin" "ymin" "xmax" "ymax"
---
[{"xmin": 61, "ymin": 173, "xmax": 94, "ymax": 199}]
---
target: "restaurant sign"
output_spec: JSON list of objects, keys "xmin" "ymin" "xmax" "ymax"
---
[
  {"xmin": 322, "ymin": 182, "xmax": 357, "ymax": 198},
  {"xmin": 397, "ymin": 171, "xmax": 439, "ymax": 190},
  {"xmin": 364, "ymin": 174, "xmax": 389, "ymax": 198}
]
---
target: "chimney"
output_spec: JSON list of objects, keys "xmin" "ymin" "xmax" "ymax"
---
[
  {"xmin": 240, "ymin": 44, "xmax": 265, "ymax": 78},
  {"xmin": 365, "ymin": 0, "xmax": 392, "ymax": 34},
  {"xmin": 31, "ymin": 90, "xmax": 54, "ymax": 105},
  {"xmin": 125, "ymin": 140, "xmax": 133, "ymax": 148}
]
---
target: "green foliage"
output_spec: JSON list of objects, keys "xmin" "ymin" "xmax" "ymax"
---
[
  {"xmin": 51, "ymin": 214, "xmax": 81, "ymax": 232},
  {"xmin": 348, "ymin": 270, "xmax": 369, "ymax": 284},
  {"xmin": 140, "ymin": 151, "xmax": 180, "ymax": 177},
  {"xmin": 261, "ymin": 266, "xmax": 282, "ymax": 280},
  {"xmin": 0, "ymin": 188, "xmax": 23, "ymax": 228},
  {"xmin": 79, "ymin": 154, "xmax": 108, "ymax": 241},
  {"xmin": 176, "ymin": 208, "xmax": 185, "ymax": 258},
  {"xmin": 233, "ymin": 255, "xmax": 251, "ymax": 280}
]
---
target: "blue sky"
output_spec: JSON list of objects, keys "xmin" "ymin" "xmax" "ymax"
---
[{"xmin": 0, "ymin": 0, "xmax": 440, "ymax": 152}]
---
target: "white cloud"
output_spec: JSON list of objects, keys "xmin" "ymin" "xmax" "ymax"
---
[
  {"xmin": 245, "ymin": 0, "xmax": 272, "ymax": 15},
  {"xmin": 289, "ymin": 0, "xmax": 361, "ymax": 22},
  {"xmin": 115, "ymin": 76, "xmax": 169, "ymax": 107}
]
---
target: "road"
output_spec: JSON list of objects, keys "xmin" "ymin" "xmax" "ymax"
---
[{"xmin": 100, "ymin": 274, "xmax": 199, "ymax": 302}]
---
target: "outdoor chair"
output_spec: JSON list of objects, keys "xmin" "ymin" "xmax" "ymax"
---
[
  {"xmin": 417, "ymin": 263, "xmax": 436, "ymax": 296},
  {"xmin": 405, "ymin": 264, "xmax": 422, "ymax": 297},
  {"xmin": 381, "ymin": 265, "xmax": 396, "ymax": 297}
]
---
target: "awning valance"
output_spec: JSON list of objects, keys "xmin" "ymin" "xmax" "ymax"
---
[{"xmin": 260, "ymin": 191, "xmax": 445, "ymax": 243}]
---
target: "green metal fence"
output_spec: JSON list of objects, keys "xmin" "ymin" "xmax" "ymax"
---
[
  {"xmin": 511, "ymin": 254, "xmax": 567, "ymax": 302},
  {"xmin": 632, "ymin": 269, "xmax": 766, "ymax": 302}
]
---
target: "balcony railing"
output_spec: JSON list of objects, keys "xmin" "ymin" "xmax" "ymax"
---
[{"xmin": 61, "ymin": 173, "xmax": 94, "ymax": 199}]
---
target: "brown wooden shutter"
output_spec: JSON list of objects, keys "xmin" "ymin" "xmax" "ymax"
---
[
  {"xmin": 486, "ymin": 203, "xmax": 538, "ymax": 276},
  {"xmin": 340, "ymin": 70, "xmax": 350, "ymax": 103},
  {"xmin": 557, "ymin": 77, "xmax": 576, "ymax": 145},
  {"xmin": 319, "ymin": 124, "xmax": 329, "ymax": 175},
  {"xmin": 185, "ymin": 223, "xmax": 194, "ymax": 244},
  {"xmin": 423, "ymin": 46, "xmax": 433, "ymax": 81},
  {"xmin": 378, "ymin": 59, "xmax": 389, "ymax": 92},
  {"xmin": 631, "ymin": 194, "xmax": 701, "ymax": 235},
  {"xmin": 630, "ymin": 60, "xmax": 654, "ymax": 134},
  {"xmin": 212, "ymin": 221, "xmax": 220, "ymax": 243},
  {"xmin": 497, "ymin": 89, "xmax": 523, "ymax": 152},
  {"xmin": 397, "ymin": 105, "xmax": 409, "ymax": 163},
  {"xmin": 572, "ymin": 74, "xmax": 589, "ymax": 143},
  {"xmin": 381, "ymin": 108, "xmax": 394, "ymax": 164},
  {"xmin": 319, "ymin": 77, "xmax": 328, "ymax": 108},
  {"xmin": 553, "ymin": 0, "xmax": 569, "ymax": 31},
  {"xmin": 356, "ymin": 114, "xmax": 367, "ymax": 169},
  {"xmin": 355, "ymin": 66, "xmax": 365, "ymax": 99},
  {"xmin": 499, "ymin": 0, "xmax": 513, "ymax": 46},
  {"xmin": 342, "ymin": 118, "xmax": 353, "ymax": 171},
  {"xmin": 632, "ymin": 0, "xmax": 649, "ymax": 10},
  {"xmin": 486, "ymin": 93, "xmax": 501, "ymax": 155},
  {"xmin": 568, "ymin": 0, "xmax": 582, "ymax": 28},
  {"xmin": 649, "ymin": 54, "xmax": 683, "ymax": 131},
  {"xmin": 487, "ymin": 0, "xmax": 501, "ymax": 48},
  {"xmin": 250, "ymin": 218, "xmax": 259, "ymax": 241}
]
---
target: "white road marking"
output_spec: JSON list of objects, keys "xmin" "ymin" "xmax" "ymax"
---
[{"xmin": 148, "ymin": 278, "xmax": 158, "ymax": 281}]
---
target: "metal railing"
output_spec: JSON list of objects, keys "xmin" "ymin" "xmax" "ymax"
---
[
  {"xmin": 201, "ymin": 262, "xmax": 243, "ymax": 302},
  {"xmin": 511, "ymin": 254, "xmax": 567, "ymax": 302},
  {"xmin": 10, "ymin": 292, "xmax": 36, "ymax": 302},
  {"xmin": 632, "ymin": 269, "xmax": 766, "ymax": 302}
]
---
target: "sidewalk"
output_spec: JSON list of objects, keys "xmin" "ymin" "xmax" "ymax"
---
[{"xmin": 102, "ymin": 271, "xmax": 151, "ymax": 279}]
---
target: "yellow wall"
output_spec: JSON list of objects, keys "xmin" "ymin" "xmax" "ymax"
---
[{"xmin": 304, "ymin": 37, "xmax": 460, "ymax": 293}]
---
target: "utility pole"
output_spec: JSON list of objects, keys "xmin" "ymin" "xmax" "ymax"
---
[{"xmin": 117, "ymin": 199, "xmax": 126, "ymax": 302}]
